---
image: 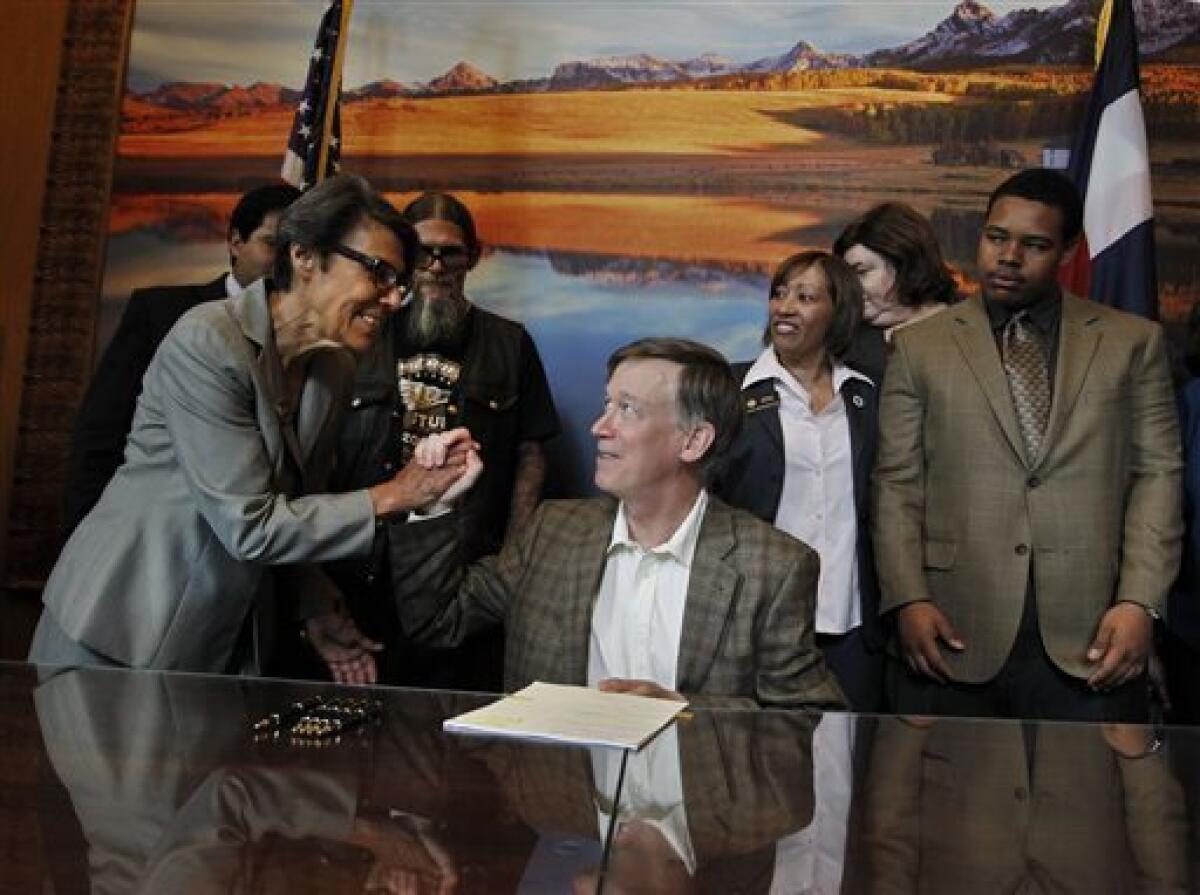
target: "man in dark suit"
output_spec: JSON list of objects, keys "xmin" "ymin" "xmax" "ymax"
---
[
  {"xmin": 873, "ymin": 168, "xmax": 1182, "ymax": 721},
  {"xmin": 393, "ymin": 337, "xmax": 845, "ymax": 709},
  {"xmin": 63, "ymin": 183, "xmax": 300, "ymax": 532}
]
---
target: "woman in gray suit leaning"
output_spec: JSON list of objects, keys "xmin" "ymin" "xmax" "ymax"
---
[{"xmin": 30, "ymin": 175, "xmax": 471, "ymax": 679}]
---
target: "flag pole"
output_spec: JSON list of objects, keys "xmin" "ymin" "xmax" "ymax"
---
[
  {"xmin": 316, "ymin": 0, "xmax": 354, "ymax": 183},
  {"xmin": 1094, "ymin": 0, "xmax": 1113, "ymax": 66}
]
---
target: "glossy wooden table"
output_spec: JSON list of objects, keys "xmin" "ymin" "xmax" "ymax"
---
[{"xmin": 1, "ymin": 661, "xmax": 1195, "ymax": 893}]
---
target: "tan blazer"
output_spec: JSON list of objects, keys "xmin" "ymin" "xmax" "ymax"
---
[
  {"xmin": 873, "ymin": 292, "xmax": 1182, "ymax": 682},
  {"xmin": 391, "ymin": 496, "xmax": 846, "ymax": 709},
  {"xmin": 858, "ymin": 717, "xmax": 1189, "ymax": 894}
]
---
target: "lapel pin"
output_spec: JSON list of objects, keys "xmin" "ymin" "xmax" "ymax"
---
[{"xmin": 852, "ymin": 395, "xmax": 864, "ymax": 408}]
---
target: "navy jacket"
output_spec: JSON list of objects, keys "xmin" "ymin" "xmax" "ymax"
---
[{"xmin": 716, "ymin": 361, "xmax": 885, "ymax": 650}]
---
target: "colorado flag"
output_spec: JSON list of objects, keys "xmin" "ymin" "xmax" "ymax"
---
[{"xmin": 1061, "ymin": 0, "xmax": 1157, "ymax": 319}]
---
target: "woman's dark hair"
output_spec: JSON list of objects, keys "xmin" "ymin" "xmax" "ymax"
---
[
  {"xmin": 767, "ymin": 250, "xmax": 863, "ymax": 360},
  {"xmin": 402, "ymin": 191, "xmax": 481, "ymax": 258},
  {"xmin": 272, "ymin": 174, "xmax": 417, "ymax": 291},
  {"xmin": 833, "ymin": 202, "xmax": 958, "ymax": 308}
]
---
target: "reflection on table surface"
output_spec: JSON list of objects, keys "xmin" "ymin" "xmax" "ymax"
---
[{"xmin": 4, "ymin": 662, "xmax": 1196, "ymax": 894}]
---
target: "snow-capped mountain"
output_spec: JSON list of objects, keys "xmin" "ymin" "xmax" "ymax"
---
[
  {"xmin": 678, "ymin": 53, "xmax": 739, "ymax": 77},
  {"xmin": 741, "ymin": 40, "xmax": 857, "ymax": 73},
  {"xmin": 1137, "ymin": 0, "xmax": 1200, "ymax": 56},
  {"xmin": 866, "ymin": 0, "xmax": 1091, "ymax": 67},
  {"xmin": 549, "ymin": 41, "xmax": 852, "ymax": 89},
  {"xmin": 129, "ymin": 0, "xmax": 1200, "ymax": 112},
  {"xmin": 868, "ymin": 0, "xmax": 1198, "ymax": 68},
  {"xmin": 549, "ymin": 54, "xmax": 700, "ymax": 89}
]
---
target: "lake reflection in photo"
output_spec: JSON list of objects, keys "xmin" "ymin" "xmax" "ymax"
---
[
  {"xmin": 98, "ymin": 187, "xmax": 1199, "ymax": 495},
  {"xmin": 100, "ymin": 210, "xmax": 772, "ymax": 496}
]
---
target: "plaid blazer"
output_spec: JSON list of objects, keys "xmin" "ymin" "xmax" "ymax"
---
[
  {"xmin": 873, "ymin": 292, "xmax": 1182, "ymax": 682},
  {"xmin": 391, "ymin": 495, "xmax": 845, "ymax": 709},
  {"xmin": 486, "ymin": 708, "xmax": 816, "ymax": 864}
]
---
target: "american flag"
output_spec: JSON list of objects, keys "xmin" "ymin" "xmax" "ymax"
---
[
  {"xmin": 1060, "ymin": 0, "xmax": 1157, "ymax": 319},
  {"xmin": 281, "ymin": 0, "xmax": 350, "ymax": 190}
]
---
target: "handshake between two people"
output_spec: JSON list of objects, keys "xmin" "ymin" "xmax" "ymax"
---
[
  {"xmin": 309, "ymin": 428, "xmax": 483, "ymax": 686},
  {"xmin": 367, "ymin": 427, "xmax": 484, "ymax": 518}
]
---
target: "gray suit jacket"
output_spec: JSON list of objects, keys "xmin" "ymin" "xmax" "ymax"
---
[
  {"xmin": 40, "ymin": 282, "xmax": 377, "ymax": 672},
  {"xmin": 873, "ymin": 292, "xmax": 1182, "ymax": 681},
  {"xmin": 391, "ymin": 496, "xmax": 845, "ymax": 709},
  {"xmin": 35, "ymin": 669, "xmax": 255, "ymax": 895}
]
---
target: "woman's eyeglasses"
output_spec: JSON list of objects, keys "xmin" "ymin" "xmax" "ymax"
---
[{"xmin": 331, "ymin": 245, "xmax": 408, "ymax": 293}]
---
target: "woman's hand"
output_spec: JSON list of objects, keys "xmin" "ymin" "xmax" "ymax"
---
[{"xmin": 368, "ymin": 428, "xmax": 481, "ymax": 516}]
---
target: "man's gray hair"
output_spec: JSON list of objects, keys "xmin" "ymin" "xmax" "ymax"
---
[{"xmin": 606, "ymin": 337, "xmax": 743, "ymax": 482}]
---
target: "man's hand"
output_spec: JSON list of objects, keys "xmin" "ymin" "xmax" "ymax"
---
[
  {"xmin": 896, "ymin": 601, "xmax": 964, "ymax": 683},
  {"xmin": 1101, "ymin": 723, "xmax": 1157, "ymax": 759},
  {"xmin": 304, "ymin": 610, "xmax": 382, "ymax": 685},
  {"xmin": 369, "ymin": 427, "xmax": 480, "ymax": 517},
  {"xmin": 598, "ymin": 678, "xmax": 686, "ymax": 702},
  {"xmin": 1086, "ymin": 602, "xmax": 1152, "ymax": 691},
  {"xmin": 433, "ymin": 446, "xmax": 483, "ymax": 508}
]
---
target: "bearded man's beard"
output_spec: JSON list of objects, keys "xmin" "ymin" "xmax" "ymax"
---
[{"xmin": 403, "ymin": 290, "xmax": 470, "ymax": 348}]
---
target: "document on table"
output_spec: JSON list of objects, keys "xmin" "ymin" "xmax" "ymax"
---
[{"xmin": 442, "ymin": 681, "xmax": 687, "ymax": 750}]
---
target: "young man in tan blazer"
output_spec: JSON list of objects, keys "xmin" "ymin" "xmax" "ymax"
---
[{"xmin": 873, "ymin": 168, "xmax": 1182, "ymax": 722}]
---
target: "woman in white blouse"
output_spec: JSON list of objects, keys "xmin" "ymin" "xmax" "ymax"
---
[{"xmin": 717, "ymin": 251, "xmax": 884, "ymax": 710}]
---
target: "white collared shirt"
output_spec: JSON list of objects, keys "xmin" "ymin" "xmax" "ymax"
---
[
  {"xmin": 591, "ymin": 725, "xmax": 696, "ymax": 877},
  {"xmin": 587, "ymin": 490, "xmax": 708, "ymax": 691},
  {"xmin": 769, "ymin": 712, "xmax": 856, "ymax": 895},
  {"xmin": 224, "ymin": 272, "xmax": 244, "ymax": 297},
  {"xmin": 743, "ymin": 349, "xmax": 870, "ymax": 635}
]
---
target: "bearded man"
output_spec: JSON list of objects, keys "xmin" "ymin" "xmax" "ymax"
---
[{"xmin": 326, "ymin": 192, "xmax": 561, "ymax": 689}]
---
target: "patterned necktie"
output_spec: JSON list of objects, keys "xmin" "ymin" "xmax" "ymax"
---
[{"xmin": 1002, "ymin": 311, "xmax": 1050, "ymax": 462}]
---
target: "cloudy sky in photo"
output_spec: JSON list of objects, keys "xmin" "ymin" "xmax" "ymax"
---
[{"xmin": 125, "ymin": 0, "xmax": 1068, "ymax": 91}]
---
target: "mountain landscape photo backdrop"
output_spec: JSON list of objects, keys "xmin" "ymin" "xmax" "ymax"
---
[{"xmin": 109, "ymin": 0, "xmax": 1200, "ymax": 492}]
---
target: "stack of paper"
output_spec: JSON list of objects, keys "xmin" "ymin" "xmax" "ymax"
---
[{"xmin": 443, "ymin": 681, "xmax": 687, "ymax": 750}]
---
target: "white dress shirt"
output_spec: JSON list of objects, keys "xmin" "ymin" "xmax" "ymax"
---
[
  {"xmin": 769, "ymin": 712, "xmax": 856, "ymax": 895},
  {"xmin": 587, "ymin": 490, "xmax": 708, "ymax": 691},
  {"xmin": 592, "ymin": 725, "xmax": 696, "ymax": 876},
  {"xmin": 223, "ymin": 272, "xmax": 244, "ymax": 297},
  {"xmin": 743, "ymin": 349, "xmax": 870, "ymax": 635}
]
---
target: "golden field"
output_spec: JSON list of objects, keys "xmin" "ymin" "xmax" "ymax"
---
[
  {"xmin": 119, "ymin": 88, "xmax": 959, "ymax": 157},
  {"xmin": 114, "ymin": 85, "xmax": 1200, "ymax": 221}
]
